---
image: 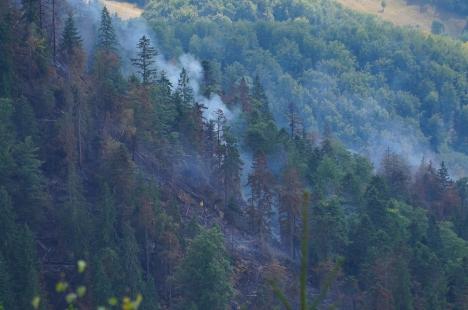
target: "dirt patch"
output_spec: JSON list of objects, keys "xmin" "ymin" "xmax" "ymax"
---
[
  {"xmin": 336, "ymin": 0, "xmax": 466, "ymax": 36},
  {"xmin": 100, "ymin": 0, "xmax": 143, "ymax": 20}
]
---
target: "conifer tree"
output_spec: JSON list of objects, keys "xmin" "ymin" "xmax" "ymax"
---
[
  {"xmin": 201, "ymin": 60, "xmax": 219, "ymax": 97},
  {"xmin": 252, "ymin": 75, "xmax": 269, "ymax": 115},
  {"xmin": 131, "ymin": 35, "xmax": 158, "ymax": 85},
  {"xmin": 279, "ymin": 166, "xmax": 302, "ymax": 258},
  {"xmin": 0, "ymin": 189, "xmax": 40, "ymax": 310},
  {"xmin": 437, "ymin": 161, "xmax": 452, "ymax": 190},
  {"xmin": 380, "ymin": 148, "xmax": 410, "ymax": 200},
  {"xmin": 175, "ymin": 227, "xmax": 232, "ymax": 310},
  {"xmin": 248, "ymin": 152, "xmax": 275, "ymax": 241},
  {"xmin": 21, "ymin": 0, "xmax": 40, "ymax": 25},
  {"xmin": 98, "ymin": 7, "xmax": 117, "ymax": 51},
  {"xmin": 220, "ymin": 127, "xmax": 243, "ymax": 206},
  {"xmin": 176, "ymin": 68, "xmax": 194, "ymax": 107},
  {"xmin": 238, "ymin": 77, "xmax": 252, "ymax": 113},
  {"xmin": 174, "ymin": 68, "xmax": 196, "ymax": 142},
  {"xmin": 0, "ymin": 6, "xmax": 13, "ymax": 98},
  {"xmin": 59, "ymin": 13, "xmax": 82, "ymax": 58}
]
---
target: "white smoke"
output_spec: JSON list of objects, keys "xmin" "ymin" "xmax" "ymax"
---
[
  {"xmin": 69, "ymin": 0, "xmax": 232, "ymax": 122},
  {"xmin": 158, "ymin": 54, "xmax": 234, "ymax": 121}
]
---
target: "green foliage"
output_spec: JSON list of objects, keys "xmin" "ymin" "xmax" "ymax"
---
[
  {"xmin": 175, "ymin": 227, "xmax": 232, "ymax": 310},
  {"xmin": 1, "ymin": 0, "xmax": 468, "ymax": 309},
  {"xmin": 419, "ymin": 0, "xmax": 468, "ymax": 16},
  {"xmin": 144, "ymin": 0, "xmax": 468, "ymax": 171},
  {"xmin": 131, "ymin": 36, "xmax": 158, "ymax": 85},
  {"xmin": 0, "ymin": 189, "xmax": 41, "ymax": 310},
  {"xmin": 432, "ymin": 20, "xmax": 445, "ymax": 35},
  {"xmin": 98, "ymin": 7, "xmax": 118, "ymax": 51},
  {"xmin": 60, "ymin": 14, "xmax": 82, "ymax": 58}
]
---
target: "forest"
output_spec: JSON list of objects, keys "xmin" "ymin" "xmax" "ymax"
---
[{"xmin": 0, "ymin": 0, "xmax": 468, "ymax": 309}]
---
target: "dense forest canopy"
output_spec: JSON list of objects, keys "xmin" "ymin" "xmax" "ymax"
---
[
  {"xmin": 144, "ymin": 0, "xmax": 468, "ymax": 173},
  {"xmin": 0, "ymin": 0, "xmax": 468, "ymax": 309},
  {"xmin": 415, "ymin": 0, "xmax": 468, "ymax": 16}
]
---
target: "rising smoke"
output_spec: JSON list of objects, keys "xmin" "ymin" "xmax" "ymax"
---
[{"xmin": 67, "ymin": 0, "xmax": 232, "ymax": 122}]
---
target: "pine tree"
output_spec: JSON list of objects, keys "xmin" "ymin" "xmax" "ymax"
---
[
  {"xmin": 364, "ymin": 176, "xmax": 390, "ymax": 228},
  {"xmin": 248, "ymin": 152, "xmax": 275, "ymax": 241},
  {"xmin": 201, "ymin": 60, "xmax": 219, "ymax": 97},
  {"xmin": 174, "ymin": 68, "xmax": 196, "ymax": 144},
  {"xmin": 21, "ymin": 0, "xmax": 40, "ymax": 25},
  {"xmin": 98, "ymin": 7, "xmax": 117, "ymax": 51},
  {"xmin": 380, "ymin": 148, "xmax": 410, "ymax": 200},
  {"xmin": 252, "ymin": 75, "xmax": 269, "ymax": 115},
  {"xmin": 59, "ymin": 13, "xmax": 82, "ymax": 58},
  {"xmin": 176, "ymin": 68, "xmax": 194, "ymax": 107},
  {"xmin": 153, "ymin": 71, "xmax": 176, "ymax": 136},
  {"xmin": 279, "ymin": 166, "xmax": 302, "ymax": 258},
  {"xmin": 437, "ymin": 161, "xmax": 452, "ymax": 190},
  {"xmin": 131, "ymin": 35, "xmax": 158, "ymax": 85},
  {"xmin": 0, "ymin": 189, "xmax": 40, "ymax": 310},
  {"xmin": 0, "ymin": 254, "xmax": 13, "ymax": 309},
  {"xmin": 220, "ymin": 127, "xmax": 243, "ymax": 206},
  {"xmin": 0, "ymin": 6, "xmax": 13, "ymax": 97},
  {"xmin": 238, "ymin": 77, "xmax": 251, "ymax": 113}
]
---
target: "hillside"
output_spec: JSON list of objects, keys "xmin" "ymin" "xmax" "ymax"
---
[
  {"xmin": 336, "ymin": 0, "xmax": 466, "ymax": 37},
  {"xmin": 0, "ymin": 0, "xmax": 468, "ymax": 309},
  {"xmin": 100, "ymin": 0, "xmax": 143, "ymax": 20}
]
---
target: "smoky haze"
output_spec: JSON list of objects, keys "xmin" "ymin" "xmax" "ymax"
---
[{"xmin": 67, "ymin": 0, "xmax": 232, "ymax": 123}]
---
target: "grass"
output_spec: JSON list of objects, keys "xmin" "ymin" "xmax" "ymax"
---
[
  {"xmin": 335, "ymin": 0, "xmax": 466, "ymax": 37},
  {"xmin": 100, "ymin": 0, "xmax": 143, "ymax": 20}
]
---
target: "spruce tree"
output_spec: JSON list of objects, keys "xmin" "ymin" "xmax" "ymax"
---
[
  {"xmin": 437, "ymin": 161, "xmax": 452, "ymax": 190},
  {"xmin": 248, "ymin": 152, "xmax": 275, "ymax": 241},
  {"xmin": 176, "ymin": 68, "xmax": 194, "ymax": 107},
  {"xmin": 21, "ymin": 0, "xmax": 40, "ymax": 25},
  {"xmin": 98, "ymin": 7, "xmax": 117, "ymax": 51},
  {"xmin": 59, "ymin": 13, "xmax": 82, "ymax": 57},
  {"xmin": 220, "ymin": 127, "xmax": 243, "ymax": 205},
  {"xmin": 131, "ymin": 35, "xmax": 158, "ymax": 85},
  {"xmin": 252, "ymin": 75, "xmax": 268, "ymax": 110},
  {"xmin": 0, "ymin": 189, "xmax": 40, "ymax": 310}
]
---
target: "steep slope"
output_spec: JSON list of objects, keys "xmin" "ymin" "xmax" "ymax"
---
[
  {"xmin": 100, "ymin": 0, "xmax": 143, "ymax": 20},
  {"xmin": 335, "ymin": 0, "xmax": 466, "ymax": 37},
  {"xmin": 1, "ymin": 0, "xmax": 468, "ymax": 309},
  {"xmin": 144, "ymin": 0, "xmax": 468, "ymax": 174}
]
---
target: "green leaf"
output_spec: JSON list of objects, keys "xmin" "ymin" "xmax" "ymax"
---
[
  {"xmin": 31, "ymin": 296, "xmax": 41, "ymax": 309},
  {"xmin": 77, "ymin": 260, "xmax": 87, "ymax": 273},
  {"xmin": 108, "ymin": 297, "xmax": 118, "ymax": 306},
  {"xmin": 56, "ymin": 281, "xmax": 69, "ymax": 293},
  {"xmin": 76, "ymin": 286, "xmax": 87, "ymax": 297},
  {"xmin": 65, "ymin": 293, "xmax": 77, "ymax": 304}
]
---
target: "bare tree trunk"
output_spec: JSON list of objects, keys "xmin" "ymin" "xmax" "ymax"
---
[
  {"xmin": 52, "ymin": 0, "xmax": 56, "ymax": 63},
  {"xmin": 77, "ymin": 101, "xmax": 83, "ymax": 167},
  {"xmin": 39, "ymin": 0, "xmax": 42, "ymax": 29},
  {"xmin": 145, "ymin": 228, "xmax": 150, "ymax": 278}
]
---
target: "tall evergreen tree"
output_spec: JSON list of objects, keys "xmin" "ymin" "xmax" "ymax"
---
[
  {"xmin": 98, "ymin": 7, "xmax": 117, "ymax": 51},
  {"xmin": 220, "ymin": 127, "xmax": 243, "ymax": 206},
  {"xmin": 175, "ymin": 227, "xmax": 232, "ymax": 310},
  {"xmin": 131, "ymin": 35, "xmax": 158, "ymax": 85},
  {"xmin": 59, "ymin": 13, "xmax": 82, "ymax": 58},
  {"xmin": 279, "ymin": 166, "xmax": 302, "ymax": 258},
  {"xmin": 248, "ymin": 152, "xmax": 275, "ymax": 241}
]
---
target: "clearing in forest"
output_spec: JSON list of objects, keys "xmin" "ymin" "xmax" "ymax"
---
[
  {"xmin": 335, "ymin": 0, "xmax": 466, "ymax": 36},
  {"xmin": 100, "ymin": 0, "xmax": 143, "ymax": 20}
]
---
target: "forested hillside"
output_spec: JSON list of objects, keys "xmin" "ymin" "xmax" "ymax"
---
[
  {"xmin": 1, "ymin": 0, "xmax": 468, "ymax": 309},
  {"xmin": 416, "ymin": 0, "xmax": 468, "ymax": 16},
  {"xmin": 144, "ymin": 0, "xmax": 468, "ymax": 173}
]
